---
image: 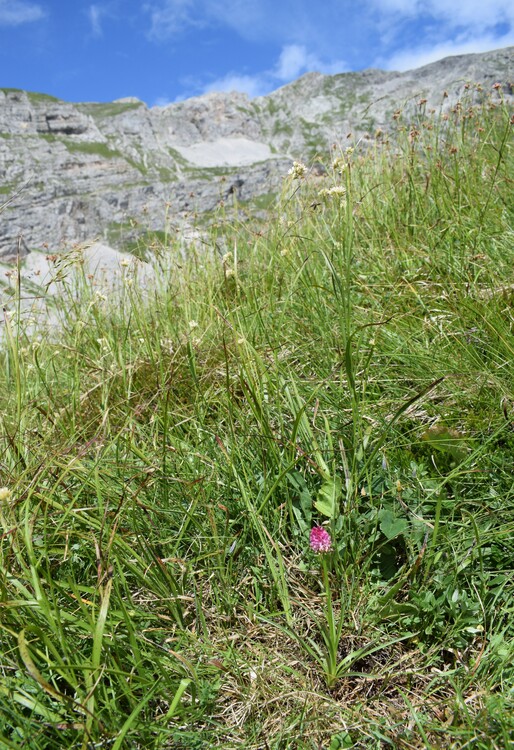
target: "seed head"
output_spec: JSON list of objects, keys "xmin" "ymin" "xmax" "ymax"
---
[{"xmin": 288, "ymin": 161, "xmax": 307, "ymax": 179}]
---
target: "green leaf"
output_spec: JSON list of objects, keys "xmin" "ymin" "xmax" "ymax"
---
[
  {"xmin": 378, "ymin": 509, "xmax": 408, "ymax": 540},
  {"xmin": 330, "ymin": 731, "xmax": 354, "ymax": 749},
  {"xmin": 289, "ymin": 471, "xmax": 313, "ymax": 532},
  {"xmin": 291, "ymin": 503, "xmax": 309, "ymax": 534},
  {"xmin": 315, "ymin": 476, "xmax": 342, "ymax": 518}
]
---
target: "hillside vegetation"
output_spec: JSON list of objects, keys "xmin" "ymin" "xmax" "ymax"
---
[{"xmin": 0, "ymin": 89, "xmax": 513, "ymax": 749}]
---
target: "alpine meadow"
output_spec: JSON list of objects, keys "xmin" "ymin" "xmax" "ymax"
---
[{"xmin": 0, "ymin": 84, "xmax": 513, "ymax": 749}]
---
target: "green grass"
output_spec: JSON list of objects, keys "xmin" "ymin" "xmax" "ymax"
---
[
  {"xmin": 26, "ymin": 92, "xmax": 62, "ymax": 104},
  {"xmin": 0, "ymin": 92, "xmax": 513, "ymax": 749},
  {"xmin": 105, "ymin": 221, "xmax": 170, "ymax": 260},
  {"xmin": 60, "ymin": 140, "xmax": 147, "ymax": 174},
  {"xmin": 76, "ymin": 101, "xmax": 144, "ymax": 119},
  {"xmin": 0, "ymin": 89, "xmax": 61, "ymax": 103},
  {"xmin": 62, "ymin": 140, "xmax": 124, "ymax": 158}
]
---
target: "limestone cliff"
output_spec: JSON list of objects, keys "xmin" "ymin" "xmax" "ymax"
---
[{"xmin": 1, "ymin": 46, "xmax": 512, "ymax": 260}]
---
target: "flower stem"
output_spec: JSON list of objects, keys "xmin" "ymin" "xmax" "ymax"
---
[{"xmin": 321, "ymin": 555, "xmax": 338, "ymax": 687}]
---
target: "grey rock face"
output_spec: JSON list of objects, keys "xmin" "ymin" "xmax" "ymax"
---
[{"xmin": 0, "ymin": 47, "xmax": 512, "ymax": 261}]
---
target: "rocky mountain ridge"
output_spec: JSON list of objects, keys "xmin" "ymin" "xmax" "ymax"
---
[{"xmin": 1, "ymin": 46, "xmax": 512, "ymax": 262}]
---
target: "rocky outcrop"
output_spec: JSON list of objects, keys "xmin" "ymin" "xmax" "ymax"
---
[{"xmin": 0, "ymin": 46, "xmax": 512, "ymax": 261}]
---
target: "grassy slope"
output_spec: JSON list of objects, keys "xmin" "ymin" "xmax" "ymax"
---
[{"xmin": 0, "ymin": 90, "xmax": 513, "ymax": 749}]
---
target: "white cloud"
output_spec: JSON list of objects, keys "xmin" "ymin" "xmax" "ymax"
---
[
  {"xmin": 372, "ymin": 0, "xmax": 514, "ymax": 29},
  {"xmin": 202, "ymin": 73, "xmax": 270, "ymax": 98},
  {"xmin": 86, "ymin": 3, "xmax": 122, "ymax": 40},
  {"xmin": 371, "ymin": 0, "xmax": 514, "ymax": 73},
  {"xmin": 0, "ymin": 0, "xmax": 44, "ymax": 25},
  {"xmin": 273, "ymin": 44, "xmax": 346, "ymax": 81},
  {"xmin": 88, "ymin": 5, "xmax": 103, "ymax": 36},
  {"xmin": 144, "ymin": 0, "xmax": 274, "ymax": 41},
  {"xmin": 144, "ymin": 0, "xmax": 205, "ymax": 40},
  {"xmin": 145, "ymin": 0, "xmax": 514, "ymax": 49},
  {"xmin": 154, "ymin": 95, "xmax": 173, "ymax": 106},
  {"xmin": 204, "ymin": 0, "xmax": 264, "ymax": 36},
  {"xmin": 144, "ymin": 0, "xmax": 321, "ymax": 45},
  {"xmin": 384, "ymin": 31, "xmax": 514, "ymax": 71},
  {"xmin": 191, "ymin": 44, "xmax": 347, "ymax": 99},
  {"xmin": 274, "ymin": 45, "xmax": 315, "ymax": 80}
]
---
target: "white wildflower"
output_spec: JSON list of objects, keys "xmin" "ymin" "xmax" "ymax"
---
[
  {"xmin": 288, "ymin": 161, "xmax": 307, "ymax": 179},
  {"xmin": 319, "ymin": 186, "xmax": 347, "ymax": 198},
  {"xmin": 0, "ymin": 487, "xmax": 12, "ymax": 502}
]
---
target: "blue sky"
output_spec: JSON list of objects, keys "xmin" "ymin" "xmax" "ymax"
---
[{"xmin": 1, "ymin": 0, "xmax": 513, "ymax": 105}]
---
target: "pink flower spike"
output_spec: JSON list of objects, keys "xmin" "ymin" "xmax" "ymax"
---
[{"xmin": 310, "ymin": 525, "xmax": 332, "ymax": 553}]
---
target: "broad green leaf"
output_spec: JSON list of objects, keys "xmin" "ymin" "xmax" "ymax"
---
[
  {"xmin": 315, "ymin": 476, "xmax": 342, "ymax": 518},
  {"xmin": 288, "ymin": 471, "xmax": 313, "ymax": 515},
  {"xmin": 378, "ymin": 508, "xmax": 408, "ymax": 540}
]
